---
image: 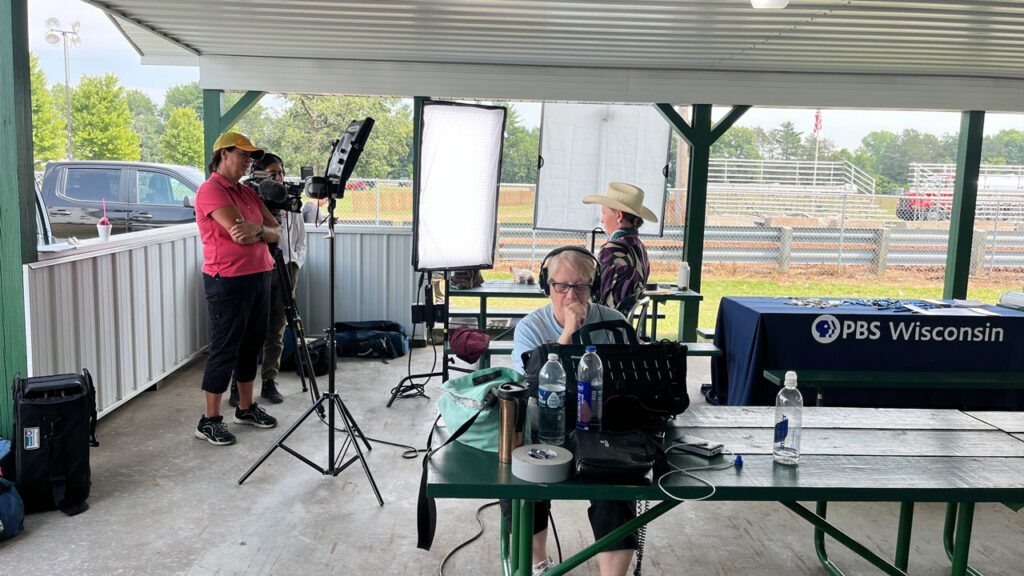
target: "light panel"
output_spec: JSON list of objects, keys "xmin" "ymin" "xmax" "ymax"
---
[
  {"xmin": 413, "ymin": 101, "xmax": 507, "ymax": 271},
  {"xmin": 535, "ymin": 102, "xmax": 670, "ymax": 235}
]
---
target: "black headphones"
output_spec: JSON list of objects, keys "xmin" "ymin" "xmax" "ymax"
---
[{"xmin": 538, "ymin": 246, "xmax": 600, "ymax": 299}]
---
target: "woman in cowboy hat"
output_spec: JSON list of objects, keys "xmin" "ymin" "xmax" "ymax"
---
[{"xmin": 582, "ymin": 182, "xmax": 657, "ymax": 312}]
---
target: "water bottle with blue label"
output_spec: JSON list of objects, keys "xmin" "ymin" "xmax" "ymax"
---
[
  {"xmin": 538, "ymin": 353, "xmax": 566, "ymax": 445},
  {"xmin": 577, "ymin": 346, "xmax": 603, "ymax": 431},
  {"xmin": 773, "ymin": 371, "xmax": 803, "ymax": 465}
]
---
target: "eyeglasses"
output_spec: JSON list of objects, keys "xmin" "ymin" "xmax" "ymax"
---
[{"xmin": 549, "ymin": 281, "xmax": 592, "ymax": 295}]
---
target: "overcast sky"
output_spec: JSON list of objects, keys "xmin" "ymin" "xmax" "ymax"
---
[{"xmin": 30, "ymin": 0, "xmax": 1024, "ymax": 152}]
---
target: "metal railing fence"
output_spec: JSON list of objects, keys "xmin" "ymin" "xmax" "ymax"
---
[{"xmin": 330, "ymin": 178, "xmax": 1021, "ymax": 278}]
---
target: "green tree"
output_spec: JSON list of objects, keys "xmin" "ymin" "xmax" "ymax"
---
[
  {"xmin": 29, "ymin": 53, "xmax": 65, "ymax": 167},
  {"xmin": 712, "ymin": 126, "xmax": 762, "ymax": 159},
  {"xmin": 496, "ymin": 103, "xmax": 540, "ymax": 184},
  {"xmin": 767, "ymin": 122, "xmax": 804, "ymax": 160},
  {"xmin": 160, "ymin": 107, "xmax": 204, "ymax": 167},
  {"xmin": 799, "ymin": 134, "xmax": 836, "ymax": 162},
  {"xmin": 273, "ymin": 95, "xmax": 412, "ymax": 179},
  {"xmin": 938, "ymin": 132, "xmax": 959, "ymax": 164},
  {"xmin": 71, "ymin": 73, "xmax": 140, "ymax": 160},
  {"xmin": 125, "ymin": 89, "xmax": 163, "ymax": 162},
  {"xmin": 983, "ymin": 129, "xmax": 1024, "ymax": 165},
  {"xmin": 162, "ymin": 82, "xmax": 202, "ymax": 121},
  {"xmin": 856, "ymin": 129, "xmax": 946, "ymax": 193}
]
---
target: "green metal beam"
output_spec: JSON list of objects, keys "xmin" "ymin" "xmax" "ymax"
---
[
  {"xmin": 710, "ymin": 105, "xmax": 752, "ymax": 144},
  {"xmin": 655, "ymin": 103, "xmax": 695, "ymax": 146},
  {"xmin": 0, "ymin": 0, "xmax": 33, "ymax": 440},
  {"xmin": 202, "ymin": 89, "xmax": 266, "ymax": 176},
  {"xmin": 943, "ymin": 110, "xmax": 984, "ymax": 299},
  {"xmin": 680, "ymin": 105, "xmax": 713, "ymax": 342},
  {"xmin": 656, "ymin": 104, "xmax": 749, "ymax": 341}
]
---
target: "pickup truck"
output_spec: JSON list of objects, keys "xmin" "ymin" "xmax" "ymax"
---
[{"xmin": 40, "ymin": 161, "xmax": 205, "ymax": 238}]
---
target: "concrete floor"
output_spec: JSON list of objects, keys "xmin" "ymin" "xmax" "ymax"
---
[{"xmin": 2, "ymin": 348, "xmax": 1022, "ymax": 576}]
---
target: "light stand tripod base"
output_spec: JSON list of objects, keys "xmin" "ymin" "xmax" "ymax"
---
[
  {"xmin": 238, "ymin": 390, "xmax": 384, "ymax": 505},
  {"xmin": 239, "ymin": 193, "xmax": 382, "ymax": 508}
]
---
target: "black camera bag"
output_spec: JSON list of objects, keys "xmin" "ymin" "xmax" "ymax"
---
[
  {"xmin": 304, "ymin": 338, "xmax": 333, "ymax": 376},
  {"xmin": 334, "ymin": 321, "xmax": 408, "ymax": 360},
  {"xmin": 13, "ymin": 369, "xmax": 98, "ymax": 516}
]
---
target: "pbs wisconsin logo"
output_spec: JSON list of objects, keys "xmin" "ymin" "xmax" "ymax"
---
[{"xmin": 811, "ymin": 315, "xmax": 841, "ymax": 344}]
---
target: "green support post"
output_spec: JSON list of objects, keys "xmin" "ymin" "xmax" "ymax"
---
[
  {"xmin": 202, "ymin": 89, "xmax": 266, "ymax": 176},
  {"xmin": 943, "ymin": 111, "xmax": 985, "ymax": 299},
  {"xmin": 655, "ymin": 104, "xmax": 749, "ymax": 342},
  {"xmin": 0, "ymin": 0, "xmax": 34, "ymax": 440}
]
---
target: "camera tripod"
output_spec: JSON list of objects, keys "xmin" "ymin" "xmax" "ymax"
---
[{"xmin": 239, "ymin": 219, "xmax": 382, "ymax": 506}]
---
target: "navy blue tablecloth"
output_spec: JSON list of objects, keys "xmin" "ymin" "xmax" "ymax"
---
[{"xmin": 710, "ymin": 297, "xmax": 1024, "ymax": 409}]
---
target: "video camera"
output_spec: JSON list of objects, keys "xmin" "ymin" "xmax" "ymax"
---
[{"xmin": 248, "ymin": 171, "xmax": 305, "ymax": 214}]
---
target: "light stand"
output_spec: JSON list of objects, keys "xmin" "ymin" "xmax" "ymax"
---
[{"xmin": 239, "ymin": 120, "xmax": 382, "ymax": 506}]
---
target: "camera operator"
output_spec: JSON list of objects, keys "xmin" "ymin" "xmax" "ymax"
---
[{"xmin": 227, "ymin": 153, "xmax": 306, "ymax": 406}]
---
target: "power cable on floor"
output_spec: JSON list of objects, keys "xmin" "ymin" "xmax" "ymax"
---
[{"xmin": 438, "ymin": 502, "xmax": 563, "ymax": 576}]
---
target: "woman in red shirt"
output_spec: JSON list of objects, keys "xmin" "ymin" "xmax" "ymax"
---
[{"xmin": 194, "ymin": 132, "xmax": 283, "ymax": 446}]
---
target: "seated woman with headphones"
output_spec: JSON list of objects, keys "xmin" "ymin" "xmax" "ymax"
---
[{"xmin": 509, "ymin": 246, "xmax": 637, "ymax": 576}]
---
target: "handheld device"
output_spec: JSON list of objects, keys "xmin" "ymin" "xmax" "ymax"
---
[{"xmin": 678, "ymin": 435, "xmax": 724, "ymax": 457}]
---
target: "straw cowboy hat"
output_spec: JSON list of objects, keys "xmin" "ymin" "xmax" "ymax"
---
[{"xmin": 582, "ymin": 182, "xmax": 658, "ymax": 223}]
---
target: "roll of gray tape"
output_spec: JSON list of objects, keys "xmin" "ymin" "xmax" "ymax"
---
[{"xmin": 511, "ymin": 444, "xmax": 573, "ymax": 483}]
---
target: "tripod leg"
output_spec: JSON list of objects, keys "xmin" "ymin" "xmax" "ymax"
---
[
  {"xmin": 330, "ymin": 394, "xmax": 384, "ymax": 506},
  {"xmin": 271, "ymin": 245, "xmax": 317, "ymax": 397},
  {"xmin": 336, "ymin": 392, "xmax": 373, "ymax": 453},
  {"xmin": 238, "ymin": 394, "xmax": 332, "ymax": 484}
]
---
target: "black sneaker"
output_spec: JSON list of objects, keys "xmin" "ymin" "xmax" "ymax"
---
[
  {"xmin": 228, "ymin": 381, "xmax": 239, "ymax": 408},
  {"xmin": 261, "ymin": 380, "xmax": 284, "ymax": 404},
  {"xmin": 195, "ymin": 415, "xmax": 236, "ymax": 446},
  {"xmin": 234, "ymin": 403, "xmax": 278, "ymax": 428}
]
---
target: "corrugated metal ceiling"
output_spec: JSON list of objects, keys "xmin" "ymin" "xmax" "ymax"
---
[
  {"xmin": 89, "ymin": 1, "xmax": 1024, "ymax": 108},
  {"xmin": 93, "ymin": 1, "xmax": 1024, "ymax": 77}
]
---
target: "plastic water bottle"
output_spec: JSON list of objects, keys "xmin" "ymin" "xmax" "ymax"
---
[
  {"xmin": 538, "ymin": 353, "xmax": 566, "ymax": 445},
  {"xmin": 677, "ymin": 261, "xmax": 690, "ymax": 290},
  {"xmin": 577, "ymin": 346, "xmax": 603, "ymax": 431},
  {"xmin": 773, "ymin": 371, "xmax": 803, "ymax": 465}
]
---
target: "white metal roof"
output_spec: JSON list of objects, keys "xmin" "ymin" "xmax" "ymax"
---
[{"xmin": 91, "ymin": 0, "xmax": 1024, "ymax": 111}]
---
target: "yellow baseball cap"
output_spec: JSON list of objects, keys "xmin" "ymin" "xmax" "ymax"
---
[{"xmin": 212, "ymin": 132, "xmax": 264, "ymax": 160}]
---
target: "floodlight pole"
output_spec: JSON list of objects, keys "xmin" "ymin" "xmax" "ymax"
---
[
  {"xmin": 61, "ymin": 34, "xmax": 71, "ymax": 159},
  {"xmin": 45, "ymin": 21, "xmax": 80, "ymax": 160}
]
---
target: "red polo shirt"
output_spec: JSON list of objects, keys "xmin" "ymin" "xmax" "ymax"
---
[{"xmin": 195, "ymin": 172, "xmax": 273, "ymax": 277}]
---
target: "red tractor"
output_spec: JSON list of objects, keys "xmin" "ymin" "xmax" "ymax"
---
[{"xmin": 896, "ymin": 174, "xmax": 954, "ymax": 221}]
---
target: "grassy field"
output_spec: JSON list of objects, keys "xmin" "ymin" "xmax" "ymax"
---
[{"xmin": 451, "ymin": 272, "xmax": 1011, "ymax": 341}]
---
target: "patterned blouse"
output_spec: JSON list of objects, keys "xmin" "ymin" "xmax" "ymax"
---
[{"xmin": 596, "ymin": 228, "xmax": 650, "ymax": 312}]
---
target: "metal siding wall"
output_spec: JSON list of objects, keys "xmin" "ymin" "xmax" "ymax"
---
[
  {"xmin": 23, "ymin": 225, "xmax": 413, "ymax": 418},
  {"xmin": 299, "ymin": 225, "xmax": 414, "ymax": 336},
  {"xmin": 24, "ymin": 228, "xmax": 208, "ymax": 417}
]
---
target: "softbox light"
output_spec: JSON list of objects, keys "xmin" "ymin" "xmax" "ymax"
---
[{"xmin": 412, "ymin": 100, "xmax": 507, "ymax": 271}]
